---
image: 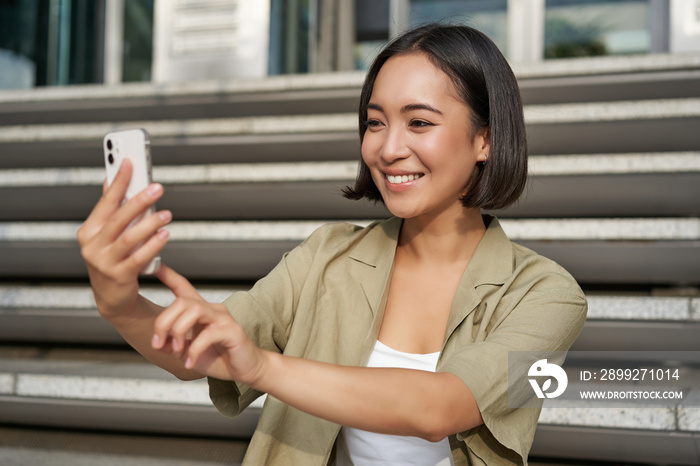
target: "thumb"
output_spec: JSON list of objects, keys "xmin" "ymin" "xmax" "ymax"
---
[{"xmin": 156, "ymin": 264, "xmax": 200, "ymax": 299}]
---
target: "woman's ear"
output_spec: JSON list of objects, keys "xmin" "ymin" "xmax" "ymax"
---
[{"xmin": 476, "ymin": 126, "xmax": 490, "ymax": 162}]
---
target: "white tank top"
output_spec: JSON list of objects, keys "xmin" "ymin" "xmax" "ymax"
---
[{"xmin": 335, "ymin": 340, "xmax": 455, "ymax": 466}]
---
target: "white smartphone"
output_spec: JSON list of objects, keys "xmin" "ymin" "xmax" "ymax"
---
[{"xmin": 103, "ymin": 128, "xmax": 161, "ymax": 274}]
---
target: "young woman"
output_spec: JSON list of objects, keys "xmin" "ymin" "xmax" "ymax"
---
[{"xmin": 78, "ymin": 24, "xmax": 587, "ymax": 466}]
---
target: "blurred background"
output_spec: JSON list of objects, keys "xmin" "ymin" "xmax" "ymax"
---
[{"xmin": 0, "ymin": 0, "xmax": 699, "ymax": 465}]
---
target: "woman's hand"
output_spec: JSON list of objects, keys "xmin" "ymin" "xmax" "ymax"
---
[
  {"xmin": 152, "ymin": 265, "xmax": 268, "ymax": 384},
  {"xmin": 77, "ymin": 159, "xmax": 172, "ymax": 319}
]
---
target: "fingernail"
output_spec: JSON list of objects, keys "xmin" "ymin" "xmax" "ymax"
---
[
  {"xmin": 158, "ymin": 229, "xmax": 170, "ymax": 240},
  {"xmin": 172, "ymin": 338, "xmax": 180, "ymax": 352},
  {"xmin": 159, "ymin": 210, "xmax": 172, "ymax": 222},
  {"xmin": 147, "ymin": 183, "xmax": 163, "ymax": 197},
  {"xmin": 185, "ymin": 357, "xmax": 193, "ymax": 369},
  {"xmin": 151, "ymin": 334, "xmax": 160, "ymax": 348}
]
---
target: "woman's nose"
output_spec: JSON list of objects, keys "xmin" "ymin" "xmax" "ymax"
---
[{"xmin": 380, "ymin": 128, "xmax": 411, "ymax": 163}]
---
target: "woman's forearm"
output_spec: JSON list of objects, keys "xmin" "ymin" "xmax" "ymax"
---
[
  {"xmin": 254, "ymin": 351, "xmax": 483, "ymax": 441},
  {"xmin": 103, "ymin": 294, "xmax": 204, "ymax": 381}
]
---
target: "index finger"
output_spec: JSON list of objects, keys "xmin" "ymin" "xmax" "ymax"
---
[
  {"xmin": 88, "ymin": 159, "xmax": 133, "ymax": 224},
  {"xmin": 78, "ymin": 159, "xmax": 133, "ymax": 241},
  {"xmin": 156, "ymin": 264, "xmax": 201, "ymax": 299}
]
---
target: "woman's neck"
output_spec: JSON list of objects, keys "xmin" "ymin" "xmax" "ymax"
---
[{"xmin": 398, "ymin": 206, "xmax": 486, "ymax": 266}]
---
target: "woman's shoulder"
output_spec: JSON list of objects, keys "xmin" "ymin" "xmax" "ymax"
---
[
  {"xmin": 484, "ymin": 217, "xmax": 584, "ymax": 300},
  {"xmin": 508, "ymin": 240, "xmax": 586, "ymax": 301},
  {"xmin": 299, "ymin": 218, "xmax": 398, "ymax": 256},
  {"xmin": 472, "ymin": 216, "xmax": 582, "ymax": 294}
]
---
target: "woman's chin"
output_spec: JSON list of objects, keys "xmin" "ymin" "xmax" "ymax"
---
[{"xmin": 385, "ymin": 205, "xmax": 422, "ymax": 220}]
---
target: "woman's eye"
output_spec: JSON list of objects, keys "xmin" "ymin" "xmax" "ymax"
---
[
  {"xmin": 410, "ymin": 120, "xmax": 432, "ymax": 128},
  {"xmin": 364, "ymin": 119, "xmax": 383, "ymax": 129}
]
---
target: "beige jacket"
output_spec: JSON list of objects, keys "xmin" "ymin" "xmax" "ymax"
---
[{"xmin": 208, "ymin": 216, "xmax": 587, "ymax": 465}]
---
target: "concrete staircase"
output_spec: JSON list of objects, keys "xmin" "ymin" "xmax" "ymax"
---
[{"xmin": 0, "ymin": 52, "xmax": 699, "ymax": 464}]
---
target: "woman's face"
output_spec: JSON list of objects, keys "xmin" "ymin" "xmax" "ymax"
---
[{"xmin": 362, "ymin": 53, "xmax": 489, "ymax": 221}]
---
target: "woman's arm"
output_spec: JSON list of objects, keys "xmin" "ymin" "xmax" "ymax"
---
[
  {"xmin": 152, "ymin": 266, "xmax": 483, "ymax": 440},
  {"xmin": 77, "ymin": 160, "xmax": 202, "ymax": 380},
  {"xmin": 258, "ymin": 351, "xmax": 483, "ymax": 441}
]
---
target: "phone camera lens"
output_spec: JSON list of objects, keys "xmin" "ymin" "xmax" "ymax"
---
[
  {"xmin": 106, "ymin": 139, "xmax": 113, "ymax": 150},
  {"xmin": 108, "ymin": 153, "xmax": 114, "ymax": 164}
]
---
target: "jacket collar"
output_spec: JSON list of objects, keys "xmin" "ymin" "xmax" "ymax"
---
[
  {"xmin": 348, "ymin": 217, "xmax": 402, "ymax": 316},
  {"xmin": 466, "ymin": 215, "xmax": 514, "ymax": 289},
  {"xmin": 349, "ymin": 216, "xmax": 512, "ymax": 278},
  {"xmin": 348, "ymin": 215, "xmax": 514, "ymax": 321},
  {"xmin": 445, "ymin": 215, "xmax": 514, "ymax": 339}
]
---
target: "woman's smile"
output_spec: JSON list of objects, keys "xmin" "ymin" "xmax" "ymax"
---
[{"xmin": 384, "ymin": 172, "xmax": 424, "ymax": 185}]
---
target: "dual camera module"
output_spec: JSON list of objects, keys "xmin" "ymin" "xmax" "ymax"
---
[{"xmin": 106, "ymin": 139, "xmax": 115, "ymax": 165}]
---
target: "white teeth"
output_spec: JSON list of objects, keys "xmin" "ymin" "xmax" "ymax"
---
[{"xmin": 386, "ymin": 173, "xmax": 422, "ymax": 184}]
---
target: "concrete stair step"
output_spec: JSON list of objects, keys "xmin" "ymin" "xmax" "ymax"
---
[
  {"xmin": 0, "ymin": 218, "xmax": 697, "ymax": 283},
  {"xmin": 0, "ymin": 114, "xmax": 359, "ymax": 168},
  {"xmin": 0, "ymin": 346, "xmax": 262, "ymax": 438},
  {"xmin": 572, "ymin": 295, "xmax": 700, "ymax": 352},
  {"xmin": 531, "ymin": 425, "xmax": 700, "ymax": 465},
  {"xmin": 1, "ymin": 286, "xmax": 698, "ymax": 349},
  {"xmin": 0, "ymin": 160, "xmax": 387, "ymax": 221},
  {"xmin": 1, "ymin": 53, "xmax": 698, "ymax": 126},
  {"xmin": 0, "ymin": 426, "xmax": 247, "ymax": 466},
  {"xmin": 514, "ymin": 52, "xmax": 700, "ymax": 106},
  {"xmin": 0, "ymin": 285, "xmax": 240, "ymax": 344},
  {"xmin": 2, "ymin": 98, "xmax": 700, "ymax": 168},
  {"xmin": 0, "ymin": 72, "xmax": 365, "ymax": 126},
  {"xmin": 2, "ymin": 153, "xmax": 698, "ymax": 221}
]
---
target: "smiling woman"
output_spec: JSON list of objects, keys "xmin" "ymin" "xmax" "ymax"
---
[{"xmin": 78, "ymin": 23, "xmax": 587, "ymax": 466}]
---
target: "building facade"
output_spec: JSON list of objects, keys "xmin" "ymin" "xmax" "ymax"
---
[{"xmin": 1, "ymin": 0, "xmax": 699, "ymax": 89}]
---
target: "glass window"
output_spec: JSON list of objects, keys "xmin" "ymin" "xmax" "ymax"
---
[
  {"xmin": 354, "ymin": 0, "xmax": 390, "ymax": 70},
  {"xmin": 353, "ymin": 0, "xmax": 508, "ymax": 71},
  {"xmin": 409, "ymin": 0, "xmax": 508, "ymax": 54},
  {"xmin": 0, "ymin": 0, "xmax": 44, "ymax": 88},
  {"xmin": 545, "ymin": 0, "xmax": 651, "ymax": 59},
  {"xmin": 0, "ymin": 0, "xmax": 102, "ymax": 88},
  {"xmin": 122, "ymin": 0, "xmax": 154, "ymax": 82},
  {"xmin": 268, "ymin": 0, "xmax": 311, "ymax": 75}
]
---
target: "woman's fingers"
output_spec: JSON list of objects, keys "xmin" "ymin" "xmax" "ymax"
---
[
  {"xmin": 156, "ymin": 265, "xmax": 201, "ymax": 300},
  {"xmin": 151, "ymin": 296, "xmax": 234, "ymax": 358},
  {"xmin": 167, "ymin": 303, "xmax": 206, "ymax": 355},
  {"xmin": 109, "ymin": 208, "xmax": 171, "ymax": 260},
  {"xmin": 98, "ymin": 182, "xmax": 164, "ymax": 243},
  {"xmin": 151, "ymin": 297, "xmax": 189, "ymax": 350},
  {"xmin": 183, "ymin": 325, "xmax": 231, "ymax": 370},
  {"xmin": 116, "ymin": 225, "xmax": 170, "ymax": 276},
  {"xmin": 185, "ymin": 322, "xmax": 263, "ymax": 385},
  {"xmin": 150, "ymin": 294, "xmax": 262, "ymax": 382},
  {"xmin": 77, "ymin": 159, "xmax": 133, "ymax": 245},
  {"xmin": 152, "ymin": 295, "xmax": 209, "ymax": 351}
]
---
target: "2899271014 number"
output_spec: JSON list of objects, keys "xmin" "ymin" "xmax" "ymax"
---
[{"xmin": 599, "ymin": 368, "xmax": 680, "ymax": 381}]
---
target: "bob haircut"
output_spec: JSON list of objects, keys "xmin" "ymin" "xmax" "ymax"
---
[{"xmin": 343, "ymin": 23, "xmax": 528, "ymax": 210}]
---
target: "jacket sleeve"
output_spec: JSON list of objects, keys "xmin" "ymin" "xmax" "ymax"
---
[
  {"xmin": 438, "ymin": 269, "xmax": 588, "ymax": 465},
  {"xmin": 207, "ymin": 225, "xmax": 327, "ymax": 417}
]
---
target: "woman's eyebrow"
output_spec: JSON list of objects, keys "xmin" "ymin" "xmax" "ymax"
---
[
  {"xmin": 401, "ymin": 103, "xmax": 443, "ymax": 115},
  {"xmin": 367, "ymin": 102, "xmax": 443, "ymax": 116}
]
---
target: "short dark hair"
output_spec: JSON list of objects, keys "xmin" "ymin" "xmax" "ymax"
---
[{"xmin": 343, "ymin": 23, "xmax": 528, "ymax": 210}]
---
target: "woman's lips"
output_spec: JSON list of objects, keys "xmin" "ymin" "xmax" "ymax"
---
[{"xmin": 385, "ymin": 173, "xmax": 424, "ymax": 184}]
